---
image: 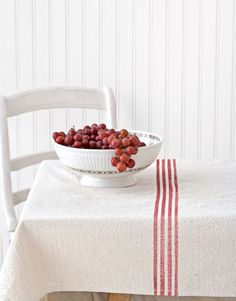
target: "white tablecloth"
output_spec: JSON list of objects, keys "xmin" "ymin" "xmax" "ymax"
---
[{"xmin": 0, "ymin": 159, "xmax": 236, "ymax": 301}]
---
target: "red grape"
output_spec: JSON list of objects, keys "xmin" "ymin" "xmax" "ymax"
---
[
  {"xmin": 117, "ymin": 162, "xmax": 127, "ymax": 172},
  {"xmin": 77, "ymin": 129, "xmax": 83, "ymax": 134},
  {"xmin": 99, "ymin": 131, "xmax": 107, "ymax": 139},
  {"xmin": 133, "ymin": 146, "xmax": 138, "ymax": 154},
  {"xmin": 52, "ymin": 132, "xmax": 60, "ymax": 141},
  {"xmin": 89, "ymin": 141, "xmax": 97, "ymax": 149},
  {"xmin": 68, "ymin": 128, "xmax": 76, "ymax": 136},
  {"xmin": 111, "ymin": 157, "xmax": 119, "ymax": 167},
  {"xmin": 91, "ymin": 123, "xmax": 98, "ymax": 128},
  {"xmin": 98, "ymin": 123, "xmax": 106, "ymax": 130},
  {"xmin": 83, "ymin": 125, "xmax": 91, "ymax": 130},
  {"xmin": 129, "ymin": 135, "xmax": 141, "ymax": 147},
  {"xmin": 74, "ymin": 133, "xmax": 82, "ymax": 141},
  {"xmin": 102, "ymin": 137, "xmax": 109, "ymax": 145},
  {"xmin": 141, "ymin": 142, "xmax": 146, "ymax": 147},
  {"xmin": 114, "ymin": 148, "xmax": 123, "ymax": 156},
  {"xmin": 102, "ymin": 145, "xmax": 109, "ymax": 149},
  {"xmin": 120, "ymin": 129, "xmax": 128, "ymax": 137},
  {"xmin": 90, "ymin": 135, "xmax": 96, "ymax": 141},
  {"xmin": 118, "ymin": 134, "xmax": 125, "ymax": 140},
  {"xmin": 120, "ymin": 153, "xmax": 130, "ymax": 163},
  {"xmin": 91, "ymin": 126, "xmax": 98, "ymax": 135},
  {"xmin": 109, "ymin": 128, "xmax": 116, "ymax": 134},
  {"xmin": 126, "ymin": 146, "xmax": 136, "ymax": 155},
  {"xmin": 106, "ymin": 129, "xmax": 112, "ymax": 136},
  {"xmin": 111, "ymin": 138, "xmax": 121, "ymax": 148},
  {"xmin": 95, "ymin": 135, "xmax": 102, "ymax": 142},
  {"xmin": 96, "ymin": 141, "xmax": 103, "ymax": 149},
  {"xmin": 127, "ymin": 159, "xmax": 135, "ymax": 168},
  {"xmin": 98, "ymin": 128, "xmax": 105, "ymax": 135},
  {"xmin": 64, "ymin": 135, "xmax": 73, "ymax": 146},
  {"xmin": 82, "ymin": 139, "xmax": 89, "ymax": 148},
  {"xmin": 73, "ymin": 141, "xmax": 82, "ymax": 148},
  {"xmin": 107, "ymin": 134, "xmax": 117, "ymax": 144},
  {"xmin": 56, "ymin": 136, "xmax": 64, "ymax": 145},
  {"xmin": 83, "ymin": 128, "xmax": 91, "ymax": 136},
  {"xmin": 122, "ymin": 137, "xmax": 130, "ymax": 147},
  {"xmin": 59, "ymin": 131, "xmax": 65, "ymax": 138},
  {"xmin": 83, "ymin": 135, "xmax": 90, "ymax": 141}
]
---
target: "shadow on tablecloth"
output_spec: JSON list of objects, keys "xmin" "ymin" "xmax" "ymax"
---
[{"xmin": 41, "ymin": 292, "xmax": 235, "ymax": 301}]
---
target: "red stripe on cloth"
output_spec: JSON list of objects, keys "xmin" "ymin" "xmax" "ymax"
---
[
  {"xmin": 173, "ymin": 159, "xmax": 179, "ymax": 296},
  {"xmin": 160, "ymin": 159, "xmax": 167, "ymax": 295},
  {"xmin": 153, "ymin": 160, "xmax": 161, "ymax": 295},
  {"xmin": 153, "ymin": 159, "xmax": 178, "ymax": 296},
  {"xmin": 167, "ymin": 159, "xmax": 173, "ymax": 296}
]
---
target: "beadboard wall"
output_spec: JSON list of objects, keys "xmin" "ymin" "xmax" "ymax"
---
[{"xmin": 0, "ymin": 0, "xmax": 236, "ymax": 267}]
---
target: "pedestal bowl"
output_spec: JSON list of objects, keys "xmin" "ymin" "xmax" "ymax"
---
[{"xmin": 54, "ymin": 130, "xmax": 163, "ymax": 188}]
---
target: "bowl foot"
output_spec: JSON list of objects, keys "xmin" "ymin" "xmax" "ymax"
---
[{"xmin": 80, "ymin": 174, "xmax": 137, "ymax": 188}]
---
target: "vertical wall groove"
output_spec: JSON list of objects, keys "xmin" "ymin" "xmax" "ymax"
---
[
  {"xmin": 230, "ymin": 0, "xmax": 236, "ymax": 159},
  {"xmin": 48, "ymin": 0, "xmax": 53, "ymax": 86},
  {"xmin": 32, "ymin": 0, "xmax": 37, "ymax": 172},
  {"xmin": 180, "ymin": 0, "xmax": 186, "ymax": 159},
  {"xmin": 32, "ymin": 0, "xmax": 37, "ymax": 88},
  {"xmin": 65, "ymin": 0, "xmax": 69, "ymax": 87},
  {"xmin": 115, "ymin": 0, "xmax": 119, "ymax": 125},
  {"xmin": 98, "ymin": 0, "xmax": 103, "ymax": 87},
  {"xmin": 213, "ymin": 0, "xmax": 220, "ymax": 158},
  {"xmin": 65, "ymin": 0, "xmax": 69, "ymax": 128},
  {"xmin": 14, "ymin": 0, "xmax": 20, "ymax": 218},
  {"xmin": 0, "ymin": 240, "xmax": 2, "ymax": 268},
  {"xmin": 98, "ymin": 0, "xmax": 103, "ymax": 122},
  {"xmin": 148, "ymin": 0, "xmax": 153, "ymax": 133},
  {"xmin": 197, "ymin": 0, "xmax": 203, "ymax": 159},
  {"xmin": 14, "ymin": 0, "xmax": 19, "ymax": 93},
  {"xmin": 82, "ymin": 0, "xmax": 86, "ymax": 124},
  {"xmin": 48, "ymin": 0, "xmax": 53, "ymax": 144},
  {"xmin": 164, "ymin": 0, "xmax": 170, "ymax": 157},
  {"xmin": 132, "ymin": 0, "xmax": 136, "ymax": 130}
]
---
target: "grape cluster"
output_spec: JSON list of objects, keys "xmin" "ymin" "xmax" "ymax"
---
[{"xmin": 52, "ymin": 123, "xmax": 146, "ymax": 173}]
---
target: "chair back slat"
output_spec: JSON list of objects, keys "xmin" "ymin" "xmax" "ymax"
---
[
  {"xmin": 5, "ymin": 87, "xmax": 106, "ymax": 117},
  {"xmin": 10, "ymin": 151, "xmax": 58, "ymax": 171},
  {"xmin": 12, "ymin": 189, "xmax": 30, "ymax": 206},
  {"xmin": 0, "ymin": 86, "xmax": 117, "ymax": 232}
]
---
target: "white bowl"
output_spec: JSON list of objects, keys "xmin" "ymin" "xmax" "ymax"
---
[{"xmin": 54, "ymin": 130, "xmax": 163, "ymax": 187}]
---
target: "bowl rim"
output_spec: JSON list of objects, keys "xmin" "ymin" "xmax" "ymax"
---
[{"xmin": 53, "ymin": 130, "xmax": 163, "ymax": 153}]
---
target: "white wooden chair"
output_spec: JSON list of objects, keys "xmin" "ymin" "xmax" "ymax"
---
[{"xmin": 0, "ymin": 86, "xmax": 117, "ymax": 233}]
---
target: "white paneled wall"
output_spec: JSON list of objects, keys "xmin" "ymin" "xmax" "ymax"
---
[{"xmin": 0, "ymin": 0, "xmax": 236, "ymax": 266}]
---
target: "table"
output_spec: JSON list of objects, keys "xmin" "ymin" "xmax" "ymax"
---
[{"xmin": 0, "ymin": 159, "xmax": 236, "ymax": 301}]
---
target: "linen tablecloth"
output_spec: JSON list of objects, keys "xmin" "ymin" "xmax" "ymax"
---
[{"xmin": 0, "ymin": 159, "xmax": 236, "ymax": 301}]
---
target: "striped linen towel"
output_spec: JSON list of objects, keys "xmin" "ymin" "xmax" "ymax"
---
[{"xmin": 0, "ymin": 159, "xmax": 236, "ymax": 301}]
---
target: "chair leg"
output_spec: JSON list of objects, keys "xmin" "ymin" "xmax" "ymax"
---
[{"xmin": 107, "ymin": 293, "xmax": 132, "ymax": 301}]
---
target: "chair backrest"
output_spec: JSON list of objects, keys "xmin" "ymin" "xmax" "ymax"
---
[{"xmin": 0, "ymin": 86, "xmax": 117, "ymax": 232}]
